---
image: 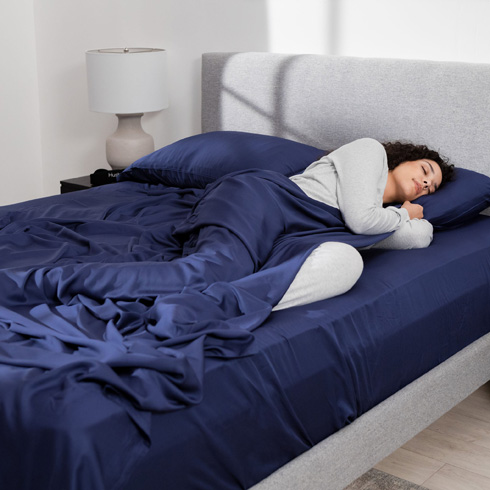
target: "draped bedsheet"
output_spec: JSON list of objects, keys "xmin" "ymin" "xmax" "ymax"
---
[{"xmin": 0, "ymin": 171, "xmax": 392, "ymax": 490}]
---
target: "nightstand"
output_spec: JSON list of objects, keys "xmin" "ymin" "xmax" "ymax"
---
[
  {"xmin": 60, "ymin": 176, "xmax": 92, "ymax": 194},
  {"xmin": 60, "ymin": 170, "xmax": 122, "ymax": 194}
]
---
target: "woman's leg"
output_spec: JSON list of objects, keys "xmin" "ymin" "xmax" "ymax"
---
[
  {"xmin": 272, "ymin": 242, "xmax": 363, "ymax": 311},
  {"xmin": 2, "ymin": 226, "xmax": 255, "ymax": 306}
]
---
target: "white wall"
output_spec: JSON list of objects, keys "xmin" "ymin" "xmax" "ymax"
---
[
  {"xmin": 2, "ymin": 0, "xmax": 490, "ymax": 205},
  {"xmin": 267, "ymin": 0, "xmax": 490, "ymax": 63},
  {"xmin": 32, "ymin": 0, "xmax": 269, "ymax": 199},
  {"xmin": 1, "ymin": 1, "xmax": 43, "ymax": 204}
]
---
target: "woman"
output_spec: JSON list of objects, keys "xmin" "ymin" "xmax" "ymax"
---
[
  {"xmin": 274, "ymin": 138, "xmax": 454, "ymax": 310},
  {"xmin": 4, "ymin": 138, "xmax": 452, "ymax": 313}
]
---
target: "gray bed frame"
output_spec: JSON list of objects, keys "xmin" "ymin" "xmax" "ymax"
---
[{"xmin": 201, "ymin": 52, "xmax": 490, "ymax": 490}]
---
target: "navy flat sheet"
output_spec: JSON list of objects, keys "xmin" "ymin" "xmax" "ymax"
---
[
  {"xmin": 0, "ymin": 173, "xmax": 392, "ymax": 490},
  {"xmin": 123, "ymin": 215, "xmax": 490, "ymax": 490}
]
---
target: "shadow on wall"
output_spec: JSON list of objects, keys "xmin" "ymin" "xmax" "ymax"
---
[
  {"xmin": 328, "ymin": 0, "xmax": 341, "ymax": 56},
  {"xmin": 201, "ymin": 0, "xmax": 342, "ymax": 144},
  {"xmin": 177, "ymin": 0, "xmax": 272, "ymax": 139},
  {"xmin": 202, "ymin": 53, "xmax": 328, "ymax": 146}
]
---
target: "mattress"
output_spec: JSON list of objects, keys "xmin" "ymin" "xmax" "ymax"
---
[{"xmin": 0, "ymin": 178, "xmax": 489, "ymax": 490}]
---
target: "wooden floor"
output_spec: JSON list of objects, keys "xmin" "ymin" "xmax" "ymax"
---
[{"xmin": 375, "ymin": 382, "xmax": 490, "ymax": 489}]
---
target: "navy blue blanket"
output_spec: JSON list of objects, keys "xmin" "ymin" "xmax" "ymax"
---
[{"xmin": 0, "ymin": 170, "xmax": 390, "ymax": 489}]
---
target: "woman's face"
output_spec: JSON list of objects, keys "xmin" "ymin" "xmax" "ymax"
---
[{"xmin": 390, "ymin": 159, "xmax": 443, "ymax": 202}]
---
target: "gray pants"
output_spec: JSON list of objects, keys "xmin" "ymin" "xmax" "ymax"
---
[{"xmin": 273, "ymin": 242, "xmax": 363, "ymax": 311}]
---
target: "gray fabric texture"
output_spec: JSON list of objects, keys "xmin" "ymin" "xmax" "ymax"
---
[
  {"xmin": 202, "ymin": 52, "xmax": 490, "ymax": 175},
  {"xmin": 370, "ymin": 218, "xmax": 433, "ymax": 250},
  {"xmin": 273, "ymin": 242, "xmax": 363, "ymax": 311}
]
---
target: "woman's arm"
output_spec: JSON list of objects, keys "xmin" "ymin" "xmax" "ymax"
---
[
  {"xmin": 369, "ymin": 218, "xmax": 433, "ymax": 249},
  {"xmin": 331, "ymin": 138, "xmax": 409, "ymax": 234}
]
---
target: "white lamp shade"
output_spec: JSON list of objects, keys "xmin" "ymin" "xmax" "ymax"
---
[{"xmin": 86, "ymin": 48, "xmax": 168, "ymax": 114}]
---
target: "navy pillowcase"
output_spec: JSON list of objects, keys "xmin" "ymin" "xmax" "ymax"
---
[
  {"xmin": 119, "ymin": 131, "xmax": 324, "ymax": 188},
  {"xmin": 413, "ymin": 167, "xmax": 490, "ymax": 229}
]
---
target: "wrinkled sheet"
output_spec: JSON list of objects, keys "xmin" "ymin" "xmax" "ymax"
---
[{"xmin": 0, "ymin": 170, "xmax": 390, "ymax": 489}]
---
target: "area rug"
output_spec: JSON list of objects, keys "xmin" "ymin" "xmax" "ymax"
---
[{"xmin": 345, "ymin": 468, "xmax": 430, "ymax": 489}]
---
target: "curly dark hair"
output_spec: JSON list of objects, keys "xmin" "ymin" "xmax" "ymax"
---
[{"xmin": 382, "ymin": 141, "xmax": 455, "ymax": 185}]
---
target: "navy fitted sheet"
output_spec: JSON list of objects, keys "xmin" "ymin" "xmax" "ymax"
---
[{"xmin": 124, "ymin": 214, "xmax": 490, "ymax": 490}]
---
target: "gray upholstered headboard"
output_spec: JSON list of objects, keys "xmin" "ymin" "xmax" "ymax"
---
[{"xmin": 202, "ymin": 52, "xmax": 490, "ymax": 176}]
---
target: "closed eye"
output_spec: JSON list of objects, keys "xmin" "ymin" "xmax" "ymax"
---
[{"xmin": 421, "ymin": 164, "xmax": 434, "ymax": 194}]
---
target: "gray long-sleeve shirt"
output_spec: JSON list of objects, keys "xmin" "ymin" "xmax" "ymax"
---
[{"xmin": 290, "ymin": 138, "xmax": 433, "ymax": 249}]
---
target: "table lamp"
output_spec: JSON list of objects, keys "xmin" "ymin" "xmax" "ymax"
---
[{"xmin": 86, "ymin": 48, "xmax": 168, "ymax": 169}]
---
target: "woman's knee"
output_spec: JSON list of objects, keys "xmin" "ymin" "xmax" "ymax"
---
[
  {"xmin": 273, "ymin": 241, "xmax": 363, "ymax": 311},
  {"xmin": 311, "ymin": 242, "xmax": 363, "ymax": 293},
  {"xmin": 315, "ymin": 241, "xmax": 362, "ymax": 277}
]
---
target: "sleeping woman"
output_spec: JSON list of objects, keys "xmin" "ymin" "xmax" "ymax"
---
[
  {"xmin": 0, "ymin": 138, "xmax": 453, "ymax": 314},
  {"xmin": 274, "ymin": 137, "xmax": 454, "ymax": 310}
]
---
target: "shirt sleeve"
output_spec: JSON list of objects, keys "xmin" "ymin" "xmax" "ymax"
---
[
  {"xmin": 369, "ymin": 219, "xmax": 434, "ymax": 249},
  {"xmin": 329, "ymin": 138, "xmax": 409, "ymax": 235}
]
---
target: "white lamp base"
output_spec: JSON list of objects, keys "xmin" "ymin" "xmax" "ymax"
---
[{"xmin": 106, "ymin": 113, "xmax": 155, "ymax": 169}]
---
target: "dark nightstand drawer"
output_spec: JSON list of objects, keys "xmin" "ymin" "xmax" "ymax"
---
[{"xmin": 60, "ymin": 176, "xmax": 93, "ymax": 194}]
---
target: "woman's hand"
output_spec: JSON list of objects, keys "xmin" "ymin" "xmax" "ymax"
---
[{"xmin": 401, "ymin": 201, "xmax": 424, "ymax": 220}]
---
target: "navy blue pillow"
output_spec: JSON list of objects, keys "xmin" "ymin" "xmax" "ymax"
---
[
  {"xmin": 119, "ymin": 131, "xmax": 324, "ymax": 188},
  {"xmin": 413, "ymin": 167, "xmax": 490, "ymax": 229}
]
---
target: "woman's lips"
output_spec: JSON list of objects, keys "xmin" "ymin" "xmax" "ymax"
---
[{"xmin": 414, "ymin": 180, "xmax": 422, "ymax": 194}]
